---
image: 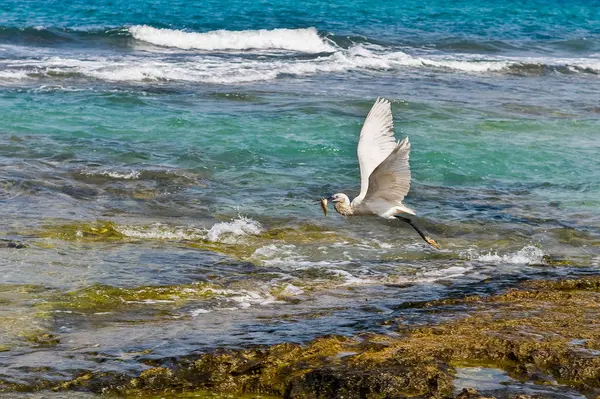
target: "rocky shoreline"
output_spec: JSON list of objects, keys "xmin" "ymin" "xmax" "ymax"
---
[{"xmin": 3, "ymin": 276, "xmax": 599, "ymax": 398}]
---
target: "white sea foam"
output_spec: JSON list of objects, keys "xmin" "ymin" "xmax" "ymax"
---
[
  {"xmin": 465, "ymin": 245, "xmax": 546, "ymax": 265},
  {"xmin": 0, "ymin": 70, "xmax": 30, "ymax": 80},
  {"xmin": 278, "ymin": 283, "xmax": 304, "ymax": 296},
  {"xmin": 390, "ymin": 265, "xmax": 474, "ymax": 285},
  {"xmin": 125, "ymin": 299, "xmax": 175, "ymax": 304},
  {"xmin": 189, "ymin": 283, "xmax": 304, "ymax": 315},
  {"xmin": 421, "ymin": 266, "xmax": 471, "ymax": 279},
  {"xmin": 86, "ymin": 170, "xmax": 140, "ymax": 179},
  {"xmin": 200, "ymin": 287, "xmax": 279, "ymax": 309},
  {"xmin": 329, "ymin": 268, "xmax": 378, "ymax": 285},
  {"xmin": 115, "ymin": 216, "xmax": 262, "ymax": 242},
  {"xmin": 128, "ymin": 25, "xmax": 336, "ymax": 53},
  {"xmin": 190, "ymin": 308, "xmax": 211, "ymax": 316},
  {"xmin": 252, "ymin": 244, "xmax": 298, "ymax": 259},
  {"xmin": 206, "ymin": 216, "xmax": 263, "ymax": 243},
  {"xmin": 420, "ymin": 58, "xmax": 509, "ymax": 72},
  {"xmin": 117, "ymin": 224, "xmax": 206, "ymax": 240},
  {"xmin": 2, "ymin": 38, "xmax": 599, "ymax": 86}
]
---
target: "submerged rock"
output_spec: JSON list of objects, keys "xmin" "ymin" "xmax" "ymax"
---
[
  {"xmin": 0, "ymin": 239, "xmax": 27, "ymax": 249},
  {"xmin": 40, "ymin": 220, "xmax": 125, "ymax": 241}
]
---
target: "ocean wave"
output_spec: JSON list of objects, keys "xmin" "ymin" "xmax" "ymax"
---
[
  {"xmin": 0, "ymin": 70, "xmax": 30, "ymax": 80},
  {"xmin": 328, "ymin": 269, "xmax": 378, "ymax": 285},
  {"xmin": 206, "ymin": 216, "xmax": 263, "ymax": 243},
  {"xmin": 114, "ymin": 216, "xmax": 263, "ymax": 242},
  {"xmin": 128, "ymin": 25, "xmax": 336, "ymax": 53},
  {"xmin": 387, "ymin": 265, "xmax": 474, "ymax": 285},
  {"xmin": 189, "ymin": 283, "xmax": 304, "ymax": 315},
  {"xmin": 198, "ymin": 287, "xmax": 278, "ymax": 309},
  {"xmin": 1, "ymin": 42, "xmax": 599, "ymax": 86},
  {"xmin": 252, "ymin": 244, "xmax": 299, "ymax": 260},
  {"xmin": 463, "ymin": 245, "xmax": 546, "ymax": 265}
]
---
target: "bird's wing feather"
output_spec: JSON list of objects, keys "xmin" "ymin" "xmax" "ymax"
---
[
  {"xmin": 354, "ymin": 98, "xmax": 398, "ymax": 205},
  {"xmin": 361, "ymin": 137, "xmax": 411, "ymax": 215}
]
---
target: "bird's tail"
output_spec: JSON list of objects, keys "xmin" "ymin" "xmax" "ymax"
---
[{"xmin": 394, "ymin": 203, "xmax": 416, "ymax": 216}]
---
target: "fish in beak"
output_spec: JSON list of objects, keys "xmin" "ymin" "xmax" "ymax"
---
[{"xmin": 320, "ymin": 197, "xmax": 328, "ymax": 216}]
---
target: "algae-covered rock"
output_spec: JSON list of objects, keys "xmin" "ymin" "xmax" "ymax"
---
[
  {"xmin": 36, "ymin": 219, "xmax": 357, "ymax": 265},
  {"xmin": 552, "ymin": 227, "xmax": 600, "ymax": 247},
  {"xmin": 37, "ymin": 282, "xmax": 214, "ymax": 314},
  {"xmin": 0, "ymin": 239, "xmax": 27, "ymax": 249},
  {"xmin": 12, "ymin": 277, "xmax": 600, "ymax": 398},
  {"xmin": 40, "ymin": 220, "xmax": 125, "ymax": 241},
  {"xmin": 131, "ymin": 367, "xmax": 174, "ymax": 390},
  {"xmin": 0, "ymin": 284, "xmax": 54, "ymax": 350},
  {"xmin": 77, "ymin": 276, "xmax": 600, "ymax": 398},
  {"xmin": 25, "ymin": 332, "xmax": 60, "ymax": 347}
]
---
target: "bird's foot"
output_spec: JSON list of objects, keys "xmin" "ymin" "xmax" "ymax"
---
[{"xmin": 425, "ymin": 237, "xmax": 440, "ymax": 250}]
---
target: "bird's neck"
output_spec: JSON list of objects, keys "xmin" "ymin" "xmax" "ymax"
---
[{"xmin": 334, "ymin": 201, "xmax": 354, "ymax": 216}]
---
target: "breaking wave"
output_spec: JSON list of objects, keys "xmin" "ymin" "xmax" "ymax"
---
[
  {"xmin": 116, "ymin": 224, "xmax": 206, "ymax": 240},
  {"xmin": 1, "ymin": 25, "xmax": 599, "ymax": 86},
  {"xmin": 2, "ymin": 48, "xmax": 599, "ymax": 86},
  {"xmin": 464, "ymin": 245, "xmax": 546, "ymax": 265},
  {"xmin": 206, "ymin": 216, "xmax": 263, "ymax": 243},
  {"xmin": 128, "ymin": 25, "xmax": 336, "ymax": 53},
  {"xmin": 115, "ymin": 216, "xmax": 262, "ymax": 242},
  {"xmin": 2, "ymin": 23, "xmax": 600, "ymax": 86}
]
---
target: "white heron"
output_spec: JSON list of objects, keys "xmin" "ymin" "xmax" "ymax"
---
[{"xmin": 320, "ymin": 97, "xmax": 440, "ymax": 249}]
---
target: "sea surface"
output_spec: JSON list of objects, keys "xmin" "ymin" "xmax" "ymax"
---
[{"xmin": 1, "ymin": 0, "xmax": 600, "ymax": 396}]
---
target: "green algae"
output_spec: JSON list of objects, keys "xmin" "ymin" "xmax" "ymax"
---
[
  {"xmin": 33, "ymin": 281, "xmax": 304, "ymax": 318},
  {"xmin": 40, "ymin": 221, "xmax": 125, "ymax": 241},
  {"xmin": 541, "ymin": 254, "xmax": 572, "ymax": 267},
  {"xmin": 37, "ymin": 283, "xmax": 214, "ymax": 314},
  {"xmin": 185, "ymin": 225, "xmax": 355, "ymax": 260},
  {"xmin": 258, "ymin": 226, "xmax": 347, "ymax": 244},
  {"xmin": 0, "ymin": 239, "xmax": 28, "ymax": 249},
  {"xmin": 55, "ymin": 372, "xmax": 94, "ymax": 391},
  {"xmin": 0, "ymin": 284, "xmax": 55, "ymax": 349},
  {"xmin": 185, "ymin": 241, "xmax": 256, "ymax": 259},
  {"xmin": 36, "ymin": 219, "xmax": 355, "ymax": 263},
  {"xmin": 0, "ymin": 283, "xmax": 47, "ymax": 295},
  {"xmin": 42, "ymin": 275, "xmax": 600, "ymax": 399},
  {"xmin": 552, "ymin": 227, "xmax": 600, "ymax": 247},
  {"xmin": 128, "ymin": 390, "xmax": 279, "ymax": 398},
  {"xmin": 25, "ymin": 332, "xmax": 60, "ymax": 347}
]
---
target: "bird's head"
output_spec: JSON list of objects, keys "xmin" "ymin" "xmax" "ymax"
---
[
  {"xmin": 329, "ymin": 193, "xmax": 350, "ymax": 204},
  {"xmin": 317, "ymin": 193, "xmax": 350, "ymax": 216}
]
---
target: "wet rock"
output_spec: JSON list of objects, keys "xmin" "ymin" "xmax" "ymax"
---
[
  {"xmin": 26, "ymin": 332, "xmax": 60, "ymax": 347},
  {"xmin": 60, "ymin": 185, "xmax": 99, "ymax": 200},
  {"xmin": 40, "ymin": 221, "xmax": 125, "ymax": 241},
  {"xmin": 0, "ymin": 239, "xmax": 27, "ymax": 249},
  {"xmin": 286, "ymin": 367, "xmax": 421, "ymax": 398},
  {"xmin": 455, "ymin": 388, "xmax": 483, "ymax": 399}
]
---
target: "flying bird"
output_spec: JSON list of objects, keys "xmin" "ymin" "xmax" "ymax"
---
[{"xmin": 320, "ymin": 97, "xmax": 439, "ymax": 249}]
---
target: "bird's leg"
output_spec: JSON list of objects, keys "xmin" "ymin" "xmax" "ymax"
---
[{"xmin": 395, "ymin": 216, "xmax": 440, "ymax": 250}]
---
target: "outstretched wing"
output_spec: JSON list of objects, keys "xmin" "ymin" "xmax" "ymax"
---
[
  {"xmin": 353, "ymin": 97, "xmax": 398, "ymax": 206},
  {"xmin": 361, "ymin": 137, "xmax": 413, "ymax": 215}
]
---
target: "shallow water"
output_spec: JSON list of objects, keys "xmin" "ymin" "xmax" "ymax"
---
[{"xmin": 1, "ymin": 0, "xmax": 600, "ymax": 396}]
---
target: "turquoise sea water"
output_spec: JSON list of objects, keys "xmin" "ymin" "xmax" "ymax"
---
[{"xmin": 1, "ymin": 0, "xmax": 600, "ymax": 395}]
